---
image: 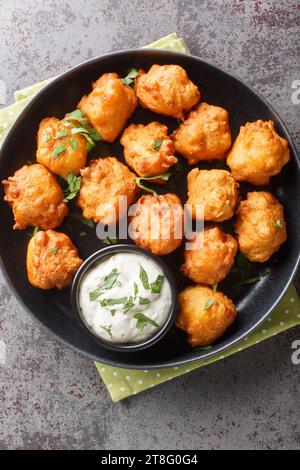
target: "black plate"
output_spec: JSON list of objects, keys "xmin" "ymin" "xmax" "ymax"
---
[{"xmin": 0, "ymin": 49, "xmax": 299, "ymax": 370}]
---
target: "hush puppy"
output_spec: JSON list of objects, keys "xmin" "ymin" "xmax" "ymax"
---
[
  {"xmin": 77, "ymin": 157, "xmax": 139, "ymax": 225},
  {"xmin": 135, "ymin": 64, "xmax": 200, "ymax": 119},
  {"xmin": 176, "ymin": 285, "xmax": 237, "ymax": 347},
  {"xmin": 186, "ymin": 169, "xmax": 239, "ymax": 222},
  {"xmin": 234, "ymin": 191, "xmax": 287, "ymax": 262},
  {"xmin": 78, "ymin": 72, "xmax": 137, "ymax": 142},
  {"xmin": 172, "ymin": 102, "xmax": 231, "ymax": 164},
  {"xmin": 2, "ymin": 164, "xmax": 68, "ymax": 230},
  {"xmin": 130, "ymin": 193, "xmax": 184, "ymax": 255},
  {"xmin": 182, "ymin": 226, "xmax": 238, "ymax": 285},
  {"xmin": 27, "ymin": 230, "xmax": 83, "ymax": 289},
  {"xmin": 120, "ymin": 122, "xmax": 177, "ymax": 177},
  {"xmin": 227, "ymin": 120, "xmax": 290, "ymax": 185},
  {"xmin": 36, "ymin": 117, "xmax": 88, "ymax": 179}
]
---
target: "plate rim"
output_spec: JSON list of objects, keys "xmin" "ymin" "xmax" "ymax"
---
[{"xmin": 1, "ymin": 48, "xmax": 300, "ymax": 370}]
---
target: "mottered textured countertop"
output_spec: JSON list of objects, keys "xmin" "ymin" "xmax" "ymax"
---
[{"xmin": 0, "ymin": 0, "xmax": 300, "ymax": 450}]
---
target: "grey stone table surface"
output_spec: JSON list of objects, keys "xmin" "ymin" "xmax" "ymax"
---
[{"xmin": 0, "ymin": 0, "xmax": 300, "ymax": 450}]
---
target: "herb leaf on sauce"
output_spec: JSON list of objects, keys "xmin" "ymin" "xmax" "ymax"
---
[
  {"xmin": 133, "ymin": 282, "xmax": 138, "ymax": 300},
  {"xmin": 150, "ymin": 274, "xmax": 164, "ymax": 294},
  {"xmin": 100, "ymin": 297, "xmax": 128, "ymax": 307},
  {"xmin": 99, "ymin": 325, "xmax": 113, "ymax": 340},
  {"xmin": 274, "ymin": 219, "xmax": 282, "ymax": 229},
  {"xmin": 139, "ymin": 297, "xmax": 150, "ymax": 305},
  {"xmin": 139, "ymin": 265, "xmax": 150, "ymax": 290},
  {"xmin": 55, "ymin": 130, "xmax": 68, "ymax": 139},
  {"xmin": 89, "ymin": 268, "xmax": 120, "ymax": 301},
  {"xmin": 133, "ymin": 312, "xmax": 159, "ymax": 332},
  {"xmin": 124, "ymin": 296, "xmax": 134, "ymax": 314}
]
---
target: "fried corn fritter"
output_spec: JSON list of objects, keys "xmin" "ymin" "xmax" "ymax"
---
[
  {"xmin": 176, "ymin": 285, "xmax": 237, "ymax": 347},
  {"xmin": 130, "ymin": 193, "xmax": 184, "ymax": 255},
  {"xmin": 172, "ymin": 102, "xmax": 231, "ymax": 164},
  {"xmin": 27, "ymin": 230, "xmax": 83, "ymax": 289},
  {"xmin": 36, "ymin": 117, "xmax": 88, "ymax": 179},
  {"xmin": 234, "ymin": 191, "xmax": 287, "ymax": 262},
  {"xmin": 227, "ymin": 120, "xmax": 290, "ymax": 185},
  {"xmin": 120, "ymin": 122, "xmax": 177, "ymax": 177},
  {"xmin": 135, "ymin": 64, "xmax": 200, "ymax": 119},
  {"xmin": 186, "ymin": 169, "xmax": 239, "ymax": 222},
  {"xmin": 77, "ymin": 157, "xmax": 139, "ymax": 225},
  {"xmin": 182, "ymin": 226, "xmax": 238, "ymax": 285},
  {"xmin": 2, "ymin": 164, "xmax": 68, "ymax": 230},
  {"xmin": 78, "ymin": 72, "xmax": 137, "ymax": 142}
]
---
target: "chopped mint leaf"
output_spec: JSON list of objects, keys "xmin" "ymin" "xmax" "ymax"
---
[{"xmin": 150, "ymin": 274, "xmax": 164, "ymax": 294}]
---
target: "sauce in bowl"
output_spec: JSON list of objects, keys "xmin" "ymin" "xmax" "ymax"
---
[{"xmin": 78, "ymin": 252, "xmax": 172, "ymax": 344}]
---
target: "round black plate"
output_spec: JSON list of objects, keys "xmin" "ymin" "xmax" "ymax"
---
[{"xmin": 0, "ymin": 49, "xmax": 299, "ymax": 369}]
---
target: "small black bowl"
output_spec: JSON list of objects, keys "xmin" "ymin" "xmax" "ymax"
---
[{"xmin": 71, "ymin": 244, "xmax": 179, "ymax": 352}]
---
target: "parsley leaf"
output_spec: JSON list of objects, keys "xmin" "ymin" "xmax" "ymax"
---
[
  {"xmin": 53, "ymin": 145, "xmax": 66, "ymax": 159},
  {"xmin": 274, "ymin": 219, "xmax": 282, "ymax": 229},
  {"xmin": 55, "ymin": 130, "xmax": 68, "ymax": 139},
  {"xmin": 134, "ymin": 282, "xmax": 138, "ymax": 300},
  {"xmin": 121, "ymin": 68, "xmax": 138, "ymax": 86},
  {"xmin": 69, "ymin": 138, "xmax": 78, "ymax": 150},
  {"xmin": 133, "ymin": 312, "xmax": 159, "ymax": 332},
  {"xmin": 45, "ymin": 131, "xmax": 51, "ymax": 142},
  {"xmin": 139, "ymin": 297, "xmax": 150, "ymax": 305},
  {"xmin": 102, "ymin": 236, "xmax": 119, "ymax": 246},
  {"xmin": 50, "ymin": 247, "xmax": 60, "ymax": 255},
  {"xmin": 63, "ymin": 109, "xmax": 101, "ymax": 151},
  {"xmin": 123, "ymin": 296, "xmax": 134, "ymax": 314},
  {"xmin": 153, "ymin": 138, "xmax": 163, "ymax": 152},
  {"xmin": 204, "ymin": 299, "xmax": 215, "ymax": 310},
  {"xmin": 99, "ymin": 325, "xmax": 113, "ymax": 340},
  {"xmin": 89, "ymin": 268, "xmax": 120, "ymax": 301},
  {"xmin": 150, "ymin": 274, "xmax": 164, "ymax": 294},
  {"xmin": 100, "ymin": 297, "xmax": 128, "ymax": 307},
  {"xmin": 135, "ymin": 172, "xmax": 171, "ymax": 196},
  {"xmin": 139, "ymin": 265, "xmax": 150, "ymax": 290},
  {"xmin": 64, "ymin": 172, "xmax": 81, "ymax": 202}
]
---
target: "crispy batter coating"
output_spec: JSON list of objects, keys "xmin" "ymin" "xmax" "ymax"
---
[
  {"xmin": 227, "ymin": 120, "xmax": 290, "ymax": 185},
  {"xmin": 176, "ymin": 285, "xmax": 237, "ymax": 347},
  {"xmin": 182, "ymin": 227, "xmax": 238, "ymax": 285},
  {"xmin": 130, "ymin": 193, "xmax": 184, "ymax": 255},
  {"xmin": 120, "ymin": 122, "xmax": 177, "ymax": 177},
  {"xmin": 186, "ymin": 169, "xmax": 239, "ymax": 222},
  {"xmin": 135, "ymin": 64, "xmax": 200, "ymax": 119},
  {"xmin": 2, "ymin": 164, "xmax": 68, "ymax": 230},
  {"xmin": 78, "ymin": 72, "xmax": 137, "ymax": 142},
  {"xmin": 234, "ymin": 191, "xmax": 287, "ymax": 262},
  {"xmin": 77, "ymin": 157, "xmax": 139, "ymax": 225},
  {"xmin": 27, "ymin": 230, "xmax": 83, "ymax": 289},
  {"xmin": 36, "ymin": 117, "xmax": 88, "ymax": 179},
  {"xmin": 172, "ymin": 103, "xmax": 231, "ymax": 164}
]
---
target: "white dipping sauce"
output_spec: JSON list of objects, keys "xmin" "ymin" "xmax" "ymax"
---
[{"xmin": 78, "ymin": 252, "xmax": 172, "ymax": 343}]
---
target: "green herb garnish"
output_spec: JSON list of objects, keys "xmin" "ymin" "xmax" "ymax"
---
[
  {"xmin": 89, "ymin": 268, "xmax": 120, "ymax": 301},
  {"xmin": 50, "ymin": 247, "xmax": 60, "ymax": 255},
  {"xmin": 212, "ymin": 283, "xmax": 218, "ymax": 292},
  {"xmin": 121, "ymin": 68, "xmax": 138, "ymax": 86},
  {"xmin": 110, "ymin": 310, "xmax": 116, "ymax": 317},
  {"xmin": 153, "ymin": 138, "xmax": 163, "ymax": 152},
  {"xmin": 69, "ymin": 138, "xmax": 78, "ymax": 150},
  {"xmin": 234, "ymin": 272, "xmax": 268, "ymax": 289},
  {"xmin": 53, "ymin": 145, "xmax": 66, "ymax": 159},
  {"xmin": 100, "ymin": 297, "xmax": 128, "ymax": 307},
  {"xmin": 45, "ymin": 131, "xmax": 51, "ymax": 142},
  {"xmin": 133, "ymin": 312, "xmax": 159, "ymax": 332},
  {"xmin": 124, "ymin": 296, "xmax": 134, "ymax": 314},
  {"xmin": 135, "ymin": 172, "xmax": 171, "ymax": 197},
  {"xmin": 134, "ymin": 282, "xmax": 138, "ymax": 300},
  {"xmin": 68, "ymin": 212, "xmax": 95, "ymax": 228},
  {"xmin": 139, "ymin": 297, "xmax": 150, "ymax": 305},
  {"xmin": 63, "ymin": 172, "xmax": 81, "ymax": 202},
  {"xmin": 63, "ymin": 109, "xmax": 101, "ymax": 151},
  {"xmin": 102, "ymin": 236, "xmax": 119, "ymax": 246},
  {"xmin": 193, "ymin": 345, "xmax": 213, "ymax": 351},
  {"xmin": 150, "ymin": 274, "xmax": 164, "ymax": 294},
  {"xmin": 204, "ymin": 299, "xmax": 215, "ymax": 310},
  {"xmin": 139, "ymin": 265, "xmax": 150, "ymax": 290},
  {"xmin": 99, "ymin": 325, "xmax": 113, "ymax": 340},
  {"xmin": 55, "ymin": 130, "xmax": 68, "ymax": 139},
  {"xmin": 274, "ymin": 219, "xmax": 282, "ymax": 229},
  {"xmin": 27, "ymin": 226, "xmax": 40, "ymax": 238}
]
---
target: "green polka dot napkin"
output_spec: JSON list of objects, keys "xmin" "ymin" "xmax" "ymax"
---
[{"xmin": 1, "ymin": 33, "xmax": 299, "ymax": 401}]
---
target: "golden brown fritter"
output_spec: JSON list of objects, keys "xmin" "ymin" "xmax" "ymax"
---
[
  {"xmin": 130, "ymin": 193, "xmax": 184, "ymax": 255},
  {"xmin": 234, "ymin": 191, "xmax": 287, "ymax": 262},
  {"xmin": 227, "ymin": 120, "xmax": 290, "ymax": 185},
  {"xmin": 77, "ymin": 157, "xmax": 139, "ymax": 225},
  {"xmin": 78, "ymin": 72, "xmax": 137, "ymax": 142},
  {"xmin": 36, "ymin": 117, "xmax": 88, "ymax": 179},
  {"xmin": 172, "ymin": 102, "xmax": 231, "ymax": 164},
  {"xmin": 176, "ymin": 285, "xmax": 237, "ymax": 347},
  {"xmin": 182, "ymin": 227, "xmax": 238, "ymax": 285},
  {"xmin": 186, "ymin": 169, "xmax": 239, "ymax": 222},
  {"xmin": 27, "ymin": 230, "xmax": 83, "ymax": 289},
  {"xmin": 120, "ymin": 122, "xmax": 177, "ymax": 177},
  {"xmin": 2, "ymin": 164, "xmax": 68, "ymax": 230},
  {"xmin": 135, "ymin": 64, "xmax": 200, "ymax": 119}
]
